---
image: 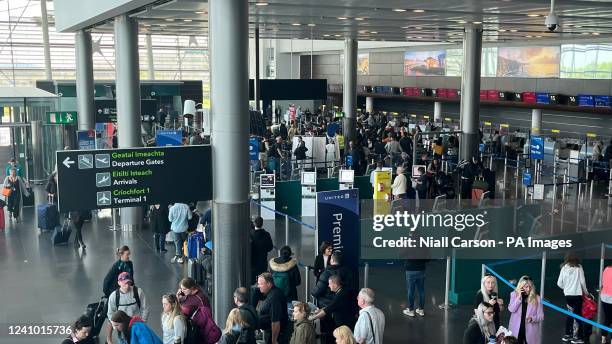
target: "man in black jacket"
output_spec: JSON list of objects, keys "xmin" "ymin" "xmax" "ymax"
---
[
  {"xmin": 311, "ymin": 252, "xmax": 355, "ymax": 308},
  {"xmin": 309, "ymin": 275, "xmax": 357, "ymax": 344},
  {"xmin": 250, "ymin": 216, "xmax": 274, "ymax": 283}
]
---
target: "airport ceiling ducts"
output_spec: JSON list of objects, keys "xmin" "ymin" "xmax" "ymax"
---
[{"xmin": 57, "ymin": 0, "xmax": 612, "ymax": 43}]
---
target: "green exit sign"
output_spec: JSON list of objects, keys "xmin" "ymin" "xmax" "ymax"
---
[{"xmin": 46, "ymin": 111, "xmax": 77, "ymax": 125}]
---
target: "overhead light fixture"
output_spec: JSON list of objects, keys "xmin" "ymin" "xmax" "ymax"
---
[
  {"xmin": 473, "ymin": 21, "xmax": 482, "ymax": 24},
  {"xmin": 574, "ymin": 25, "xmax": 582, "ymax": 28},
  {"xmin": 159, "ymin": 24, "xmax": 167, "ymax": 27},
  {"xmin": 527, "ymin": 14, "xmax": 540, "ymax": 17},
  {"xmin": 526, "ymin": 35, "xmax": 533, "ymax": 37},
  {"xmin": 415, "ymin": 26, "xmax": 422, "ymax": 30},
  {"xmin": 370, "ymin": 31, "xmax": 378, "ymax": 34},
  {"xmin": 393, "ymin": 9, "xmax": 407, "ymax": 12},
  {"xmin": 307, "ymin": 23, "xmax": 316, "ymax": 27},
  {"xmin": 593, "ymin": 32, "xmax": 600, "ymax": 35},
  {"xmin": 536, "ymin": 35, "xmax": 543, "ymax": 38},
  {"xmin": 355, "ymin": 17, "xmax": 365, "ymax": 21},
  {"xmin": 582, "ymin": 32, "xmax": 589, "ymax": 35},
  {"xmin": 292, "ymin": 23, "xmax": 301, "ymax": 26},
  {"xmin": 334, "ymin": 34, "xmax": 341, "ymax": 37},
  {"xmin": 413, "ymin": 9, "xmax": 425, "ymax": 13},
  {"xmin": 323, "ymin": 34, "xmax": 330, "ymax": 37},
  {"xmin": 255, "ymin": 2, "xmax": 269, "ymax": 5},
  {"xmin": 183, "ymin": 19, "xmax": 192, "ymax": 22},
  {"xmin": 165, "ymin": 18, "xmax": 175, "ymax": 22},
  {"xmin": 499, "ymin": 29, "xmax": 507, "ymax": 32},
  {"xmin": 416, "ymin": 36, "xmax": 423, "ymax": 39},
  {"xmin": 195, "ymin": 11, "xmax": 205, "ymax": 14},
  {"xmin": 457, "ymin": 20, "xmax": 467, "ymax": 24},
  {"xmin": 510, "ymin": 29, "xmax": 518, "ymax": 32}
]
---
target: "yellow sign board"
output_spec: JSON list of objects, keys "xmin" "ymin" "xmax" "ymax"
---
[
  {"xmin": 500, "ymin": 124, "xmax": 509, "ymax": 128},
  {"xmin": 373, "ymin": 170, "xmax": 392, "ymax": 215},
  {"xmin": 203, "ymin": 99, "xmax": 210, "ymax": 109},
  {"xmin": 423, "ymin": 115, "xmax": 430, "ymax": 119},
  {"xmin": 551, "ymin": 129, "xmax": 560, "ymax": 134},
  {"xmin": 411, "ymin": 114, "xmax": 417, "ymax": 118},
  {"xmin": 445, "ymin": 117, "xmax": 451, "ymax": 122},
  {"xmin": 484, "ymin": 121, "xmax": 492, "ymax": 126},
  {"xmin": 587, "ymin": 133, "xmax": 597, "ymax": 138}
]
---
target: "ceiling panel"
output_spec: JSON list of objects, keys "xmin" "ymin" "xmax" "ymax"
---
[{"xmin": 85, "ymin": 0, "xmax": 612, "ymax": 43}]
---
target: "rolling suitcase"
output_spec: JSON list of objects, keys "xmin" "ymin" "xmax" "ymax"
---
[
  {"xmin": 22, "ymin": 188, "xmax": 34, "ymax": 207},
  {"xmin": 188, "ymin": 240, "xmax": 205, "ymax": 285},
  {"xmin": 85, "ymin": 297, "xmax": 108, "ymax": 338},
  {"xmin": 52, "ymin": 220, "xmax": 72, "ymax": 245},
  {"xmin": 37, "ymin": 195, "xmax": 59, "ymax": 231}
]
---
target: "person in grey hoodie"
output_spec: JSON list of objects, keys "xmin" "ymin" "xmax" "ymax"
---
[{"xmin": 105, "ymin": 272, "xmax": 149, "ymax": 344}]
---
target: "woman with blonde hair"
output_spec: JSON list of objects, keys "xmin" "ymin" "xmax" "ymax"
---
[
  {"xmin": 218, "ymin": 308, "xmax": 248, "ymax": 344},
  {"xmin": 161, "ymin": 294, "xmax": 186, "ymax": 344},
  {"xmin": 508, "ymin": 276, "xmax": 544, "ymax": 344},
  {"xmin": 463, "ymin": 302, "xmax": 496, "ymax": 344},
  {"xmin": 333, "ymin": 325, "xmax": 357, "ymax": 344},
  {"xmin": 474, "ymin": 273, "xmax": 504, "ymax": 330}
]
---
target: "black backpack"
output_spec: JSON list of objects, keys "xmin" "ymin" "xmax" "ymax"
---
[
  {"xmin": 184, "ymin": 309, "xmax": 201, "ymax": 344},
  {"xmin": 115, "ymin": 285, "xmax": 141, "ymax": 310}
]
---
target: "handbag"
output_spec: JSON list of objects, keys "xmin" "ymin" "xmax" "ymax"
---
[
  {"xmin": 581, "ymin": 292, "xmax": 597, "ymax": 319},
  {"xmin": 2, "ymin": 187, "xmax": 12, "ymax": 197}
]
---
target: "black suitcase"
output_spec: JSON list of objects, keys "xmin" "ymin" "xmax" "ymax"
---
[
  {"xmin": 85, "ymin": 298, "xmax": 108, "ymax": 338},
  {"xmin": 52, "ymin": 221, "xmax": 72, "ymax": 245},
  {"xmin": 22, "ymin": 188, "xmax": 34, "ymax": 207}
]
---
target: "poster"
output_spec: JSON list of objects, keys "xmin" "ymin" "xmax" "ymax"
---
[
  {"xmin": 316, "ymin": 189, "xmax": 360, "ymax": 283},
  {"xmin": 404, "ymin": 51, "xmax": 446, "ymax": 76},
  {"xmin": 357, "ymin": 53, "xmax": 369, "ymax": 75},
  {"xmin": 77, "ymin": 130, "xmax": 96, "ymax": 150},
  {"xmin": 497, "ymin": 46, "xmax": 560, "ymax": 77}
]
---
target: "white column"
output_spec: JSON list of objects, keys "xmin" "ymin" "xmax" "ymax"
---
[
  {"xmin": 366, "ymin": 97, "xmax": 374, "ymax": 113},
  {"xmin": 434, "ymin": 101, "xmax": 443, "ymax": 122},
  {"xmin": 531, "ymin": 109, "xmax": 542, "ymax": 135}
]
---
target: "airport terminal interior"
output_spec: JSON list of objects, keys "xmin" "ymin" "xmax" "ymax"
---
[{"xmin": 1, "ymin": 1, "xmax": 612, "ymax": 344}]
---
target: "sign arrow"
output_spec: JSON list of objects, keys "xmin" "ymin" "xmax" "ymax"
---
[{"xmin": 63, "ymin": 157, "xmax": 75, "ymax": 168}]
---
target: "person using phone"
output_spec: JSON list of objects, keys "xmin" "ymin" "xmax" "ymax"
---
[
  {"xmin": 508, "ymin": 276, "xmax": 544, "ymax": 344},
  {"xmin": 474, "ymin": 274, "xmax": 504, "ymax": 331}
]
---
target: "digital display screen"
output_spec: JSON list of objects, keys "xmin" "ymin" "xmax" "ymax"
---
[{"xmin": 260, "ymin": 174, "xmax": 276, "ymax": 189}]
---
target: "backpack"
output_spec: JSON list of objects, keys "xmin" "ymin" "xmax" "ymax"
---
[
  {"xmin": 272, "ymin": 271, "xmax": 291, "ymax": 298},
  {"xmin": 115, "ymin": 285, "xmax": 141, "ymax": 310},
  {"xmin": 184, "ymin": 314, "xmax": 201, "ymax": 344},
  {"xmin": 259, "ymin": 140, "xmax": 266, "ymax": 153}
]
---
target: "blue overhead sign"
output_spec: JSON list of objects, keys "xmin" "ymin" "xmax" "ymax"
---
[
  {"xmin": 530, "ymin": 136, "xmax": 544, "ymax": 160},
  {"xmin": 156, "ymin": 130, "xmax": 183, "ymax": 147}
]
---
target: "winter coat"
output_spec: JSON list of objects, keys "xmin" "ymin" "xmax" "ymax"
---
[
  {"xmin": 129, "ymin": 317, "xmax": 162, "ymax": 344},
  {"xmin": 150, "ymin": 206, "xmax": 170, "ymax": 234},
  {"xmin": 311, "ymin": 264, "xmax": 355, "ymax": 307},
  {"xmin": 250, "ymin": 229, "xmax": 274, "ymax": 280},
  {"xmin": 289, "ymin": 319, "xmax": 316, "ymax": 344},
  {"xmin": 103, "ymin": 260, "xmax": 135, "ymax": 297},
  {"xmin": 269, "ymin": 257, "xmax": 301, "ymax": 301},
  {"xmin": 507, "ymin": 292, "xmax": 544, "ymax": 344}
]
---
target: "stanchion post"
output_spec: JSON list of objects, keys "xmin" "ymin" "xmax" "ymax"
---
[
  {"xmin": 589, "ymin": 179, "xmax": 594, "ymax": 209},
  {"xmin": 481, "ymin": 264, "xmax": 486, "ymax": 278},
  {"xmin": 503, "ymin": 156, "xmax": 508, "ymax": 190},
  {"xmin": 285, "ymin": 214, "xmax": 290, "ymax": 246},
  {"xmin": 304, "ymin": 265, "xmax": 310, "ymax": 301},
  {"xmin": 539, "ymin": 251, "xmax": 546, "ymax": 299},
  {"xmin": 364, "ymin": 262, "xmax": 370, "ymax": 288},
  {"xmin": 597, "ymin": 243, "xmax": 606, "ymax": 338},
  {"xmin": 439, "ymin": 256, "xmax": 452, "ymax": 310}
]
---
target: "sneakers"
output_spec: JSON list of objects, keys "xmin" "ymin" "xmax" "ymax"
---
[
  {"xmin": 171, "ymin": 256, "xmax": 178, "ymax": 263},
  {"xmin": 570, "ymin": 339, "xmax": 584, "ymax": 344},
  {"xmin": 177, "ymin": 257, "xmax": 184, "ymax": 264},
  {"xmin": 415, "ymin": 308, "xmax": 425, "ymax": 316},
  {"xmin": 402, "ymin": 308, "xmax": 415, "ymax": 317},
  {"xmin": 562, "ymin": 336, "xmax": 572, "ymax": 342}
]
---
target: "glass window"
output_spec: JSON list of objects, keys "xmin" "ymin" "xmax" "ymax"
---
[{"xmin": 560, "ymin": 44, "xmax": 612, "ymax": 79}]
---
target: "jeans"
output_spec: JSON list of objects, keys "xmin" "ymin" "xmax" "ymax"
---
[
  {"xmin": 173, "ymin": 231, "xmax": 188, "ymax": 258},
  {"xmin": 153, "ymin": 233, "xmax": 166, "ymax": 250},
  {"xmin": 565, "ymin": 295, "xmax": 584, "ymax": 339},
  {"xmin": 406, "ymin": 270, "xmax": 425, "ymax": 310}
]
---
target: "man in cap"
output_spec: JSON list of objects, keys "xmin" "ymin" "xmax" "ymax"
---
[{"xmin": 105, "ymin": 272, "xmax": 148, "ymax": 344}]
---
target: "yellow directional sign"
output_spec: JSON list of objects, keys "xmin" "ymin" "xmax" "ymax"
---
[
  {"xmin": 423, "ymin": 115, "xmax": 430, "ymax": 119},
  {"xmin": 500, "ymin": 124, "xmax": 509, "ymax": 128},
  {"xmin": 551, "ymin": 129, "xmax": 560, "ymax": 134},
  {"xmin": 587, "ymin": 133, "xmax": 597, "ymax": 138},
  {"xmin": 411, "ymin": 114, "xmax": 417, "ymax": 118},
  {"xmin": 484, "ymin": 121, "xmax": 492, "ymax": 126},
  {"xmin": 445, "ymin": 117, "xmax": 451, "ymax": 121}
]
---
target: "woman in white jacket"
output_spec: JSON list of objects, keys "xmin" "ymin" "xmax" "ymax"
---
[{"xmin": 557, "ymin": 252, "xmax": 588, "ymax": 344}]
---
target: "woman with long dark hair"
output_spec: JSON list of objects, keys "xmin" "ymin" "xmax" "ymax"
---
[
  {"xmin": 103, "ymin": 246, "xmax": 135, "ymax": 297},
  {"xmin": 313, "ymin": 241, "xmax": 333, "ymax": 280},
  {"xmin": 109, "ymin": 310, "xmax": 161, "ymax": 344}
]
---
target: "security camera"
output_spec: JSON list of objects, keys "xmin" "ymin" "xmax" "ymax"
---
[{"xmin": 545, "ymin": 13, "xmax": 559, "ymax": 32}]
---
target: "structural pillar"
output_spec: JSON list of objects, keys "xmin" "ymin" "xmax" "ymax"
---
[
  {"xmin": 254, "ymin": 27, "xmax": 261, "ymax": 111},
  {"xmin": 459, "ymin": 24, "xmax": 483, "ymax": 162},
  {"xmin": 365, "ymin": 97, "xmax": 374, "ymax": 114},
  {"xmin": 114, "ymin": 14, "xmax": 142, "ymax": 230},
  {"xmin": 343, "ymin": 37, "xmax": 358, "ymax": 143},
  {"xmin": 210, "ymin": 0, "xmax": 250, "ymax": 327},
  {"xmin": 75, "ymin": 30, "xmax": 95, "ymax": 131},
  {"xmin": 434, "ymin": 101, "xmax": 443, "ymax": 122},
  {"xmin": 40, "ymin": 0, "xmax": 52, "ymax": 80},
  {"xmin": 145, "ymin": 34, "xmax": 155, "ymax": 80},
  {"xmin": 531, "ymin": 108, "xmax": 542, "ymax": 135}
]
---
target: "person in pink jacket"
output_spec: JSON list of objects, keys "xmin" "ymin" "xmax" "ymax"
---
[{"xmin": 508, "ymin": 276, "xmax": 544, "ymax": 344}]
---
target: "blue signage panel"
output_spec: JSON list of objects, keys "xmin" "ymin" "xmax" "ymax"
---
[
  {"xmin": 316, "ymin": 189, "xmax": 360, "ymax": 289},
  {"xmin": 479, "ymin": 143, "xmax": 485, "ymax": 153},
  {"xmin": 530, "ymin": 136, "xmax": 544, "ymax": 160},
  {"xmin": 346, "ymin": 155, "xmax": 353, "ymax": 167},
  {"xmin": 155, "ymin": 130, "xmax": 183, "ymax": 147},
  {"xmin": 249, "ymin": 137, "xmax": 259, "ymax": 161},
  {"xmin": 77, "ymin": 130, "xmax": 96, "ymax": 150},
  {"xmin": 327, "ymin": 122, "xmax": 340, "ymax": 138},
  {"xmin": 523, "ymin": 172, "xmax": 532, "ymax": 186}
]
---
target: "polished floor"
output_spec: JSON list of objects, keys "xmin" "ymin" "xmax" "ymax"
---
[{"xmin": 0, "ymin": 188, "xmax": 606, "ymax": 344}]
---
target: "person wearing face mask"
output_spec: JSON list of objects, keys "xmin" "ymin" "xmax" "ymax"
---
[
  {"xmin": 508, "ymin": 276, "xmax": 544, "ymax": 344},
  {"xmin": 62, "ymin": 315, "xmax": 94, "ymax": 344},
  {"xmin": 218, "ymin": 308, "xmax": 249, "ymax": 344},
  {"xmin": 463, "ymin": 303, "xmax": 496, "ymax": 344},
  {"xmin": 474, "ymin": 274, "xmax": 504, "ymax": 331},
  {"xmin": 103, "ymin": 246, "xmax": 135, "ymax": 298}
]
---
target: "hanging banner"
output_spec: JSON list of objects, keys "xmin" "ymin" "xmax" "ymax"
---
[
  {"xmin": 249, "ymin": 137, "xmax": 259, "ymax": 161},
  {"xmin": 316, "ymin": 189, "xmax": 360, "ymax": 285},
  {"xmin": 156, "ymin": 130, "xmax": 183, "ymax": 147}
]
